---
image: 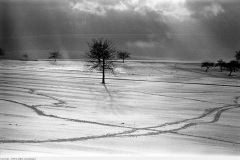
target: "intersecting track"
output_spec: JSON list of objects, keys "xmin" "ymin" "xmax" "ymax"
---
[{"xmin": 0, "ymin": 82, "xmax": 239, "ymax": 145}]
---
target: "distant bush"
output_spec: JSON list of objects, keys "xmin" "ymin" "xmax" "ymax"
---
[
  {"xmin": 0, "ymin": 48, "xmax": 5, "ymax": 56},
  {"xmin": 49, "ymin": 51, "xmax": 60, "ymax": 62},
  {"xmin": 215, "ymin": 59, "xmax": 226, "ymax": 72},
  {"xmin": 226, "ymin": 60, "xmax": 240, "ymax": 76},
  {"xmin": 117, "ymin": 51, "xmax": 131, "ymax": 63},
  {"xmin": 23, "ymin": 54, "xmax": 29, "ymax": 61},
  {"xmin": 201, "ymin": 61, "xmax": 214, "ymax": 72}
]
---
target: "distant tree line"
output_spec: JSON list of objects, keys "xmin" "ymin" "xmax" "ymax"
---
[{"xmin": 201, "ymin": 51, "xmax": 240, "ymax": 76}]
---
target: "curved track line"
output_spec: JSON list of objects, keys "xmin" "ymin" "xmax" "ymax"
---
[
  {"xmin": 143, "ymin": 97, "xmax": 240, "ymax": 130},
  {"xmin": 0, "ymin": 99, "xmax": 131, "ymax": 129},
  {"xmin": 117, "ymin": 97, "xmax": 240, "ymax": 145},
  {"xmin": 0, "ymin": 129, "xmax": 136, "ymax": 144},
  {"xmin": 170, "ymin": 132, "xmax": 240, "ymax": 145}
]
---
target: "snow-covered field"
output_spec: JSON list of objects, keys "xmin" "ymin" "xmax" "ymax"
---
[{"xmin": 0, "ymin": 60, "xmax": 239, "ymax": 156}]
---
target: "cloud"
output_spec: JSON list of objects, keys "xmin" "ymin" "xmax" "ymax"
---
[
  {"xmin": 106, "ymin": 1, "xmax": 128, "ymax": 11},
  {"xmin": 203, "ymin": 3, "xmax": 224, "ymax": 17},
  {"xmin": 70, "ymin": 0, "xmax": 191, "ymax": 21},
  {"xmin": 71, "ymin": 0, "xmax": 106, "ymax": 16},
  {"xmin": 127, "ymin": 41, "xmax": 158, "ymax": 48},
  {"xmin": 126, "ymin": 34, "xmax": 166, "ymax": 49},
  {"xmin": 185, "ymin": 0, "xmax": 225, "ymax": 19},
  {"xmin": 188, "ymin": 2, "xmax": 225, "ymax": 19},
  {"xmin": 134, "ymin": 0, "xmax": 191, "ymax": 21}
]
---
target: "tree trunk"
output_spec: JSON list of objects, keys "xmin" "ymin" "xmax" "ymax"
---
[
  {"xmin": 228, "ymin": 70, "xmax": 232, "ymax": 76},
  {"xmin": 123, "ymin": 58, "xmax": 124, "ymax": 63},
  {"xmin": 220, "ymin": 66, "xmax": 222, "ymax": 72},
  {"xmin": 205, "ymin": 67, "xmax": 209, "ymax": 72},
  {"xmin": 102, "ymin": 57, "xmax": 105, "ymax": 84}
]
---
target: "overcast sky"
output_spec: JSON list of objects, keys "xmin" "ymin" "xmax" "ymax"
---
[{"xmin": 1, "ymin": 0, "xmax": 240, "ymax": 61}]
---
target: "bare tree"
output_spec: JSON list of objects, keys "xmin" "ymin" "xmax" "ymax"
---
[
  {"xmin": 201, "ymin": 61, "xmax": 214, "ymax": 72},
  {"xmin": 235, "ymin": 51, "xmax": 240, "ymax": 61},
  {"xmin": 49, "ymin": 51, "xmax": 60, "ymax": 62},
  {"xmin": 117, "ymin": 51, "xmax": 131, "ymax": 63},
  {"xmin": 23, "ymin": 54, "xmax": 29, "ymax": 61},
  {"xmin": 0, "ymin": 48, "xmax": 5, "ymax": 56},
  {"xmin": 215, "ymin": 59, "xmax": 226, "ymax": 72},
  {"xmin": 85, "ymin": 38, "xmax": 116, "ymax": 84}
]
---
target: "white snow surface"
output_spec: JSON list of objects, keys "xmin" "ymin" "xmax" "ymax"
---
[{"xmin": 0, "ymin": 60, "xmax": 239, "ymax": 156}]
